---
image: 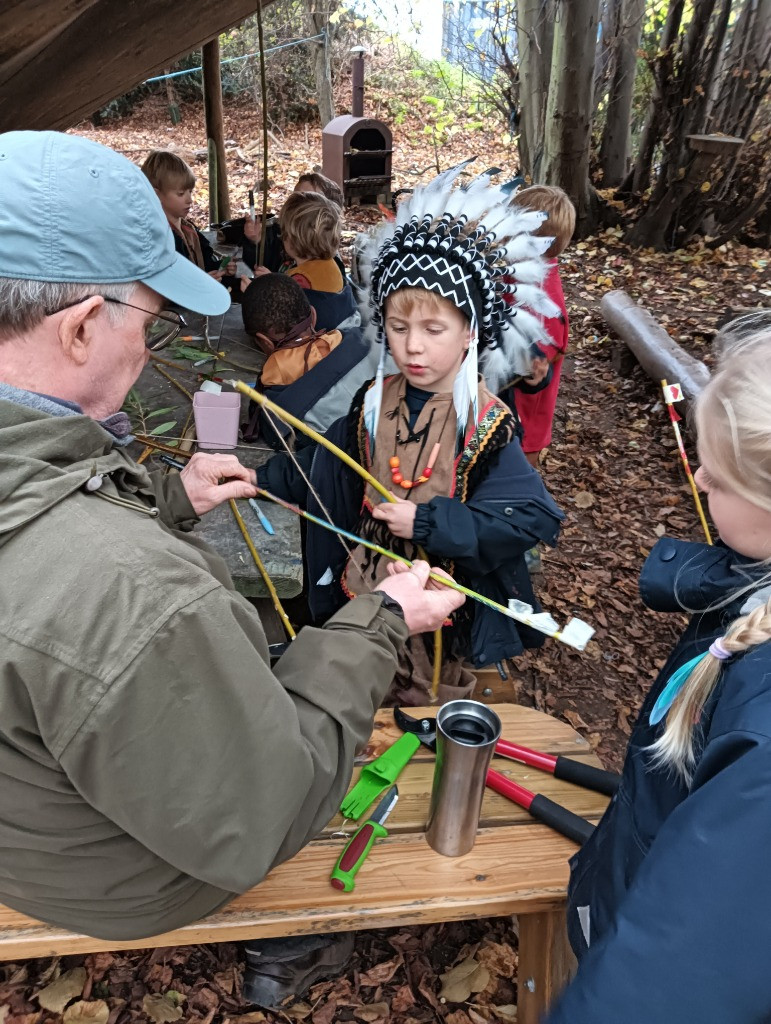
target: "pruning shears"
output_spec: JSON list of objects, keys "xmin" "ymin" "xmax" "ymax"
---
[
  {"xmin": 330, "ymin": 785, "xmax": 398, "ymax": 893},
  {"xmin": 394, "ymin": 708, "xmax": 618, "ymax": 846}
]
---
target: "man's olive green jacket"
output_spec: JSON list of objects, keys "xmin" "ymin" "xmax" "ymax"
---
[{"xmin": 0, "ymin": 396, "xmax": 407, "ymax": 940}]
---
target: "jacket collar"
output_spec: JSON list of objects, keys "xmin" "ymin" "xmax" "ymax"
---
[{"xmin": 640, "ymin": 537, "xmax": 770, "ymax": 619}]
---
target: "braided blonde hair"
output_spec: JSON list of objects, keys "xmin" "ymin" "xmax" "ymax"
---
[
  {"xmin": 649, "ymin": 331, "xmax": 771, "ymax": 783},
  {"xmin": 649, "ymin": 597, "xmax": 771, "ymax": 783}
]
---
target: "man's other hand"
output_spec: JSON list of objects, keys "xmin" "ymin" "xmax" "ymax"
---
[
  {"xmin": 375, "ymin": 561, "xmax": 465, "ymax": 635},
  {"xmin": 180, "ymin": 453, "xmax": 257, "ymax": 515}
]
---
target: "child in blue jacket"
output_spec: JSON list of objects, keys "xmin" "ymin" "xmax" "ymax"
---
[
  {"xmin": 259, "ymin": 169, "xmax": 564, "ymax": 704},
  {"xmin": 547, "ymin": 328, "xmax": 771, "ymax": 1023}
]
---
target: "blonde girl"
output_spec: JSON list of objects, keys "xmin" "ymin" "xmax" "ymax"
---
[{"xmin": 547, "ymin": 330, "xmax": 771, "ymax": 1024}]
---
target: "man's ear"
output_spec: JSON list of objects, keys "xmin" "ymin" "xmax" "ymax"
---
[
  {"xmin": 254, "ymin": 331, "xmax": 276, "ymax": 355},
  {"xmin": 309, "ymin": 307, "xmax": 317, "ymax": 330},
  {"xmin": 58, "ymin": 297, "xmax": 104, "ymax": 366}
]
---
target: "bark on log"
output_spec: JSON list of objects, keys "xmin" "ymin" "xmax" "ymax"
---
[{"xmin": 601, "ymin": 289, "xmax": 711, "ymax": 398}]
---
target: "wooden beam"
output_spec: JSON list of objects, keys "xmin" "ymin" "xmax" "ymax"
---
[
  {"xmin": 0, "ymin": 0, "xmax": 272, "ymax": 133},
  {"xmin": 517, "ymin": 909, "xmax": 576, "ymax": 1024},
  {"xmin": 601, "ymin": 289, "xmax": 711, "ymax": 399},
  {"xmin": 202, "ymin": 36, "xmax": 230, "ymax": 223}
]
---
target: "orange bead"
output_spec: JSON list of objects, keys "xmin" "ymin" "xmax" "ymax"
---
[
  {"xmin": 389, "ymin": 456, "xmax": 400, "ymax": 469},
  {"xmin": 401, "ymin": 480, "xmax": 414, "ymax": 489},
  {"xmin": 392, "ymin": 472, "xmax": 403, "ymax": 484}
]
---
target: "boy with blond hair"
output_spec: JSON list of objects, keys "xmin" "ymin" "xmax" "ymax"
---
[
  {"xmin": 277, "ymin": 191, "xmax": 357, "ymax": 331},
  {"xmin": 502, "ymin": 184, "xmax": 575, "ymax": 466},
  {"xmin": 141, "ymin": 150, "xmax": 232, "ymax": 281},
  {"xmin": 260, "ymin": 170, "xmax": 564, "ymax": 703}
]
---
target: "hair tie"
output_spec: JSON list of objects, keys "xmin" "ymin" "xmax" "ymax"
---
[{"xmin": 709, "ymin": 637, "xmax": 732, "ymax": 660}]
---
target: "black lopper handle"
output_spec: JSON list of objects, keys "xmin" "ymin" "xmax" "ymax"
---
[
  {"xmin": 529, "ymin": 794, "xmax": 595, "ymax": 846},
  {"xmin": 553, "ymin": 757, "xmax": 621, "ymax": 797}
]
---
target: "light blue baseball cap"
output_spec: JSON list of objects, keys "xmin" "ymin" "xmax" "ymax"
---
[{"xmin": 0, "ymin": 130, "xmax": 230, "ymax": 316}]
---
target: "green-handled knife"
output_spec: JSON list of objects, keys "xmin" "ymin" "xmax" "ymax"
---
[{"xmin": 330, "ymin": 785, "xmax": 398, "ymax": 893}]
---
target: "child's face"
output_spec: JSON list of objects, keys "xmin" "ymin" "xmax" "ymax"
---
[
  {"xmin": 695, "ymin": 452, "xmax": 771, "ymax": 560},
  {"xmin": 156, "ymin": 183, "xmax": 194, "ymax": 222},
  {"xmin": 385, "ymin": 296, "xmax": 471, "ymax": 393}
]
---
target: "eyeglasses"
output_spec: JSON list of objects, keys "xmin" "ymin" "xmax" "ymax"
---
[{"xmin": 45, "ymin": 296, "xmax": 187, "ymax": 352}]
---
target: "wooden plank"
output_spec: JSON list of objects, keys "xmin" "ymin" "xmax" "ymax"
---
[
  {"xmin": 325, "ymin": 756, "xmax": 608, "ymax": 836},
  {"xmin": 0, "ymin": 0, "xmax": 276, "ymax": 132},
  {"xmin": 0, "ymin": 824, "xmax": 576, "ymax": 961},
  {"xmin": 358, "ymin": 704, "xmax": 597, "ymax": 763},
  {"xmin": 130, "ymin": 306, "xmax": 303, "ymax": 600},
  {"xmin": 517, "ymin": 909, "xmax": 576, "ymax": 1024}
]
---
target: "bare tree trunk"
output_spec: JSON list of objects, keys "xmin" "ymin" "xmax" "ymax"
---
[
  {"xmin": 627, "ymin": 0, "xmax": 685, "ymax": 194},
  {"xmin": 516, "ymin": 0, "xmax": 554, "ymax": 181},
  {"xmin": 599, "ymin": 0, "xmax": 645, "ymax": 186},
  {"xmin": 593, "ymin": 0, "xmax": 620, "ymax": 118},
  {"xmin": 303, "ymin": 1, "xmax": 336, "ymax": 127},
  {"xmin": 709, "ymin": 0, "xmax": 771, "ymax": 134},
  {"xmin": 542, "ymin": 0, "xmax": 600, "ymax": 235}
]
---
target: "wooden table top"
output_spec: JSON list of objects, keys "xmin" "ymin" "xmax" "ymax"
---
[
  {"xmin": 129, "ymin": 304, "xmax": 303, "ymax": 599},
  {"xmin": 0, "ymin": 704, "xmax": 610, "ymax": 958}
]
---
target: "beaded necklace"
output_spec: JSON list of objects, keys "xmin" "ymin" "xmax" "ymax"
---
[{"xmin": 388, "ymin": 396, "xmax": 455, "ymax": 492}]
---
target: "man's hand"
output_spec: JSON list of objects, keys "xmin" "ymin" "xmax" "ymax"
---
[
  {"xmin": 371, "ymin": 495, "xmax": 417, "ymax": 538},
  {"xmin": 180, "ymin": 453, "xmax": 257, "ymax": 515},
  {"xmin": 375, "ymin": 561, "xmax": 464, "ymax": 635}
]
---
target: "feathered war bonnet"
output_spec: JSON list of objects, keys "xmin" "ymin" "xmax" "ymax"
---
[{"xmin": 359, "ymin": 162, "xmax": 560, "ymax": 450}]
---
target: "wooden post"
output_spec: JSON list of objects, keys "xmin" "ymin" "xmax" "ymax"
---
[
  {"xmin": 202, "ymin": 37, "xmax": 230, "ymax": 224},
  {"xmin": 517, "ymin": 909, "xmax": 576, "ymax": 1024}
]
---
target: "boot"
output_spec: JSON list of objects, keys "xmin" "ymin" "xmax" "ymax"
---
[{"xmin": 242, "ymin": 932, "xmax": 355, "ymax": 1007}]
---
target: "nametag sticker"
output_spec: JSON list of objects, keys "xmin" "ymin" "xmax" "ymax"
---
[
  {"xmin": 317, "ymin": 567, "xmax": 334, "ymax": 586},
  {"xmin": 577, "ymin": 905, "xmax": 591, "ymax": 948}
]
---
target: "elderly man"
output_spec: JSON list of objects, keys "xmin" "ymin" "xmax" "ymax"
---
[{"xmin": 0, "ymin": 131, "xmax": 462, "ymax": 944}]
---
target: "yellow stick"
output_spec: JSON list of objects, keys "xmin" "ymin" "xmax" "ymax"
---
[
  {"xmin": 661, "ymin": 379, "xmax": 713, "ymax": 545},
  {"xmin": 229, "ymin": 498, "xmax": 296, "ymax": 641},
  {"xmin": 228, "ymin": 378, "xmax": 444, "ymax": 697}
]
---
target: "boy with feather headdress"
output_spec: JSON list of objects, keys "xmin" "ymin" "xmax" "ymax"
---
[{"xmin": 259, "ymin": 166, "xmax": 565, "ymax": 704}]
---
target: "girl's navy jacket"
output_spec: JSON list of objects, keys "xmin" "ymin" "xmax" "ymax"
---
[{"xmin": 547, "ymin": 537, "xmax": 771, "ymax": 1024}]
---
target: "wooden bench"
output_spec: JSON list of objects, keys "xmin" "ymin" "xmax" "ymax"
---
[{"xmin": 0, "ymin": 705, "xmax": 609, "ymax": 1023}]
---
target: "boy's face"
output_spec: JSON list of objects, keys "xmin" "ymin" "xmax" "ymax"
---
[
  {"xmin": 385, "ymin": 295, "xmax": 471, "ymax": 393},
  {"xmin": 156, "ymin": 183, "xmax": 194, "ymax": 222}
]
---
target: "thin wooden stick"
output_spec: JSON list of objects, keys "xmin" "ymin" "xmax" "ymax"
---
[
  {"xmin": 661, "ymin": 379, "xmax": 712, "ymax": 545},
  {"xmin": 152, "ymin": 362, "xmax": 194, "ymax": 401},
  {"xmin": 255, "ymin": 0, "xmax": 270, "ymax": 267},
  {"xmin": 229, "ymin": 499, "xmax": 296, "ymax": 641}
]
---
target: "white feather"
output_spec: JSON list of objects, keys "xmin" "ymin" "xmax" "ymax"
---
[
  {"xmin": 509, "ymin": 284, "xmax": 560, "ymax": 318},
  {"xmin": 453, "ymin": 335, "xmax": 479, "ymax": 443},
  {"xmin": 502, "ymin": 234, "xmax": 553, "ymax": 261},
  {"xmin": 504, "ymin": 259, "xmax": 548, "ymax": 284}
]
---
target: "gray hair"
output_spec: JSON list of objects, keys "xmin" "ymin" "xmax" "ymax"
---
[{"xmin": 0, "ymin": 279, "xmax": 137, "ymax": 340}]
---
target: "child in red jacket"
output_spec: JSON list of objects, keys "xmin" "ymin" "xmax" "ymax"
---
[{"xmin": 502, "ymin": 185, "xmax": 575, "ymax": 467}]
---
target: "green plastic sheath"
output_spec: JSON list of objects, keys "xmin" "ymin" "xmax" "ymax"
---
[{"xmin": 340, "ymin": 733, "xmax": 420, "ymax": 820}]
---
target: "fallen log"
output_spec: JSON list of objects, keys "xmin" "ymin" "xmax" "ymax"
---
[{"xmin": 601, "ymin": 289, "xmax": 711, "ymax": 399}]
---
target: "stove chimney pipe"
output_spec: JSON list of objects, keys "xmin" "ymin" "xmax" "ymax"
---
[{"xmin": 351, "ymin": 46, "xmax": 366, "ymax": 118}]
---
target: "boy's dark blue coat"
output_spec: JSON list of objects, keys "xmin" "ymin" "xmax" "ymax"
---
[
  {"xmin": 258, "ymin": 386, "xmax": 564, "ymax": 667},
  {"xmin": 547, "ymin": 537, "xmax": 771, "ymax": 1024}
]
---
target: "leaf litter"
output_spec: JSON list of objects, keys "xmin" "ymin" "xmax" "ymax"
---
[{"xmin": 1, "ymin": 88, "xmax": 766, "ymax": 1024}]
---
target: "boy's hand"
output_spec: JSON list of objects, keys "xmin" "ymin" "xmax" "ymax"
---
[
  {"xmin": 371, "ymin": 495, "xmax": 416, "ymax": 539},
  {"xmin": 208, "ymin": 269, "xmax": 225, "ymax": 282},
  {"xmin": 527, "ymin": 355, "xmax": 549, "ymax": 384},
  {"xmin": 252, "ymin": 265, "xmax": 272, "ymax": 278},
  {"xmin": 244, "ymin": 218, "xmax": 262, "ymax": 243}
]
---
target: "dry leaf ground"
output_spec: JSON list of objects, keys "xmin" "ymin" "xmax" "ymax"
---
[{"xmin": 1, "ymin": 95, "xmax": 768, "ymax": 1022}]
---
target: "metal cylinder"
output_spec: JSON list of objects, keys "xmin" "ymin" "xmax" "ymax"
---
[
  {"xmin": 425, "ymin": 700, "xmax": 502, "ymax": 857},
  {"xmin": 351, "ymin": 53, "xmax": 364, "ymax": 117}
]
